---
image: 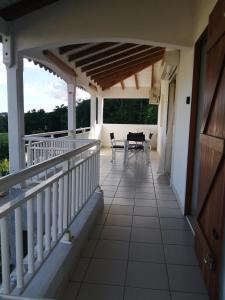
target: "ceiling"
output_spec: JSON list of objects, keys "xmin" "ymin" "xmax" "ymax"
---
[
  {"xmin": 0, "ymin": 0, "xmax": 59, "ymax": 20},
  {"xmin": 42, "ymin": 42, "xmax": 165, "ymax": 90}
]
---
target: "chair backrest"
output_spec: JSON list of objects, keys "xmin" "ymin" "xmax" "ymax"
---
[
  {"xmin": 110, "ymin": 132, "xmax": 115, "ymax": 140},
  {"xmin": 127, "ymin": 132, "xmax": 145, "ymax": 142}
]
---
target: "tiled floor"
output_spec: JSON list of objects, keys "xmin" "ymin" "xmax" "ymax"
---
[{"xmin": 63, "ymin": 150, "xmax": 208, "ymax": 300}]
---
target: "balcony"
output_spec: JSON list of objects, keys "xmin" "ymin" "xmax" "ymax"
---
[{"xmin": 0, "ymin": 132, "xmax": 208, "ymax": 299}]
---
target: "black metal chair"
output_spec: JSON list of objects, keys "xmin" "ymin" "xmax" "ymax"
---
[
  {"xmin": 127, "ymin": 132, "xmax": 145, "ymax": 151},
  {"xmin": 110, "ymin": 132, "xmax": 124, "ymax": 162}
]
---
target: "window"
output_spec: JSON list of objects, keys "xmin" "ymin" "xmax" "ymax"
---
[{"xmin": 103, "ymin": 98, "xmax": 158, "ymax": 124}]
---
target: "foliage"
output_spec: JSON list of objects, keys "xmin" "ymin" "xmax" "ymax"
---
[
  {"xmin": 0, "ymin": 133, "xmax": 9, "ymax": 160},
  {"xmin": 103, "ymin": 99, "xmax": 158, "ymax": 124},
  {"xmin": 0, "ymin": 159, "xmax": 9, "ymax": 176}
]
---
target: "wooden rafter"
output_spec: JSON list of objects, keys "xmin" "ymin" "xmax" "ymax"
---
[
  {"xmin": 0, "ymin": 0, "xmax": 59, "ymax": 21},
  {"xmin": 86, "ymin": 47, "xmax": 164, "ymax": 76},
  {"xmin": 121, "ymin": 81, "xmax": 125, "ymax": 90},
  {"xmin": 74, "ymin": 43, "xmax": 137, "ymax": 67},
  {"xmin": 59, "ymin": 44, "xmax": 90, "ymax": 55},
  {"xmin": 91, "ymin": 51, "xmax": 165, "ymax": 82},
  {"xmin": 134, "ymin": 74, "xmax": 139, "ymax": 89},
  {"xmin": 80, "ymin": 45, "xmax": 152, "ymax": 70},
  {"xmin": 99, "ymin": 56, "xmax": 163, "ymax": 89},
  {"xmin": 68, "ymin": 42, "xmax": 117, "ymax": 62},
  {"xmin": 43, "ymin": 50, "xmax": 77, "ymax": 78}
]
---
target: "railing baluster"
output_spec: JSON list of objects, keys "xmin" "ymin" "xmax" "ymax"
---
[
  {"xmin": 45, "ymin": 186, "xmax": 51, "ymax": 252},
  {"xmin": 15, "ymin": 206, "xmax": 24, "ymax": 289},
  {"xmin": 71, "ymin": 169, "xmax": 76, "ymax": 219},
  {"xmin": 37, "ymin": 192, "xmax": 43, "ymax": 262},
  {"xmin": 52, "ymin": 181, "xmax": 58, "ymax": 242},
  {"xmin": 27, "ymin": 198, "xmax": 34, "ymax": 274},
  {"xmin": 0, "ymin": 216, "xmax": 10, "ymax": 294},
  {"xmin": 58, "ymin": 177, "xmax": 64, "ymax": 234}
]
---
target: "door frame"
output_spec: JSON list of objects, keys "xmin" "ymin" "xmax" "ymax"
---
[{"xmin": 185, "ymin": 27, "xmax": 208, "ymax": 216}]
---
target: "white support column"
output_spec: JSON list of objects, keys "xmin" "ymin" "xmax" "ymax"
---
[
  {"xmin": 67, "ymin": 83, "xmax": 76, "ymax": 136},
  {"xmin": 6, "ymin": 54, "xmax": 25, "ymax": 173},
  {"xmin": 97, "ymin": 96, "xmax": 104, "ymax": 124},
  {"xmin": 90, "ymin": 95, "xmax": 96, "ymax": 138}
]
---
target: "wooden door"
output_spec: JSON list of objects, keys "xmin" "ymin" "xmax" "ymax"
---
[{"xmin": 195, "ymin": 1, "xmax": 225, "ymax": 299}]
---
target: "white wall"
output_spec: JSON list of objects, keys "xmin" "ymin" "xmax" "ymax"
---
[
  {"xmin": 101, "ymin": 124, "xmax": 158, "ymax": 149},
  {"xmin": 170, "ymin": 49, "xmax": 194, "ymax": 212}
]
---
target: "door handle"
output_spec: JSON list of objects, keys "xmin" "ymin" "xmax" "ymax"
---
[{"xmin": 203, "ymin": 253, "xmax": 216, "ymax": 272}]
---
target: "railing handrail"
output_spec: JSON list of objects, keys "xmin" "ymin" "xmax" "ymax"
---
[
  {"xmin": 24, "ymin": 127, "xmax": 91, "ymax": 138},
  {"xmin": 0, "ymin": 139, "xmax": 100, "ymax": 192}
]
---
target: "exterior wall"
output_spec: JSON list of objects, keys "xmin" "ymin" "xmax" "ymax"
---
[
  {"xmin": 101, "ymin": 124, "xmax": 158, "ymax": 149},
  {"xmin": 170, "ymin": 49, "xmax": 194, "ymax": 212}
]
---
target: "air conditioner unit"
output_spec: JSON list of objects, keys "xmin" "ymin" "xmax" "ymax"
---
[
  {"xmin": 161, "ymin": 50, "xmax": 180, "ymax": 80},
  {"xmin": 149, "ymin": 87, "xmax": 160, "ymax": 105}
]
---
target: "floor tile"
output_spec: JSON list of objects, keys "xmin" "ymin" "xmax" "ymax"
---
[
  {"xmin": 125, "ymin": 287, "xmax": 170, "ymax": 300},
  {"xmin": 156, "ymin": 194, "xmax": 176, "ymax": 200},
  {"xmin": 94, "ymin": 240, "xmax": 129, "ymax": 260},
  {"xmin": 135, "ymin": 192, "xmax": 156, "ymax": 200},
  {"xmin": 71, "ymin": 258, "xmax": 90, "ymax": 282},
  {"xmin": 106, "ymin": 214, "xmax": 132, "ymax": 226},
  {"xmin": 129, "ymin": 242, "xmax": 165, "ymax": 263},
  {"xmin": 81, "ymin": 239, "xmax": 98, "ymax": 258},
  {"xmin": 158, "ymin": 207, "xmax": 183, "ymax": 218},
  {"xmin": 97, "ymin": 213, "xmax": 107, "ymax": 225},
  {"xmin": 63, "ymin": 282, "xmax": 80, "ymax": 300},
  {"xmin": 113, "ymin": 198, "xmax": 135, "ymax": 205},
  {"xmin": 157, "ymin": 200, "xmax": 179, "ymax": 208},
  {"xmin": 101, "ymin": 225, "xmax": 131, "ymax": 241},
  {"xmin": 77, "ymin": 283, "xmax": 124, "ymax": 300},
  {"xmin": 134, "ymin": 200, "xmax": 158, "ymax": 207},
  {"xmin": 115, "ymin": 191, "xmax": 135, "ymax": 198},
  {"xmin": 131, "ymin": 227, "xmax": 162, "ymax": 243},
  {"xmin": 171, "ymin": 292, "xmax": 209, "ymax": 300},
  {"xmin": 134, "ymin": 206, "xmax": 158, "ymax": 217},
  {"xmin": 160, "ymin": 218, "xmax": 190, "ymax": 230},
  {"xmin": 89, "ymin": 225, "xmax": 103, "ymax": 239},
  {"xmin": 162, "ymin": 229, "xmax": 194, "ymax": 245},
  {"xmin": 84, "ymin": 259, "xmax": 127, "ymax": 285},
  {"xmin": 132, "ymin": 216, "xmax": 160, "ymax": 228},
  {"xmin": 109, "ymin": 204, "xmax": 133, "ymax": 215},
  {"xmin": 168, "ymin": 265, "xmax": 207, "ymax": 293},
  {"xmin": 126, "ymin": 261, "xmax": 169, "ymax": 289},
  {"xmin": 164, "ymin": 245, "xmax": 198, "ymax": 265}
]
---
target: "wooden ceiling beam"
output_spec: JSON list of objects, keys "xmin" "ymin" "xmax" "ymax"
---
[
  {"xmin": 59, "ymin": 44, "xmax": 90, "ymax": 55},
  {"xmin": 80, "ymin": 45, "xmax": 153, "ymax": 71},
  {"xmin": 98, "ymin": 56, "xmax": 163, "ymax": 89},
  {"xmin": 121, "ymin": 81, "xmax": 125, "ymax": 90},
  {"xmin": 43, "ymin": 50, "xmax": 77, "ymax": 78},
  {"xmin": 74, "ymin": 43, "xmax": 137, "ymax": 67},
  {"xmin": 134, "ymin": 74, "xmax": 139, "ymax": 90},
  {"xmin": 68, "ymin": 42, "xmax": 117, "ymax": 62},
  {"xmin": 0, "ymin": 0, "xmax": 59, "ymax": 21},
  {"xmin": 91, "ymin": 51, "xmax": 165, "ymax": 82},
  {"xmin": 86, "ymin": 47, "xmax": 164, "ymax": 76}
]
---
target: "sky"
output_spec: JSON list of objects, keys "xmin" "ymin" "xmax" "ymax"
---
[{"xmin": 0, "ymin": 44, "xmax": 90, "ymax": 113}]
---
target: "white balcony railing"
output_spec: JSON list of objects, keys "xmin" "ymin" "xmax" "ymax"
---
[
  {"xmin": 24, "ymin": 128, "xmax": 92, "ymax": 167},
  {"xmin": 0, "ymin": 139, "xmax": 100, "ymax": 296}
]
